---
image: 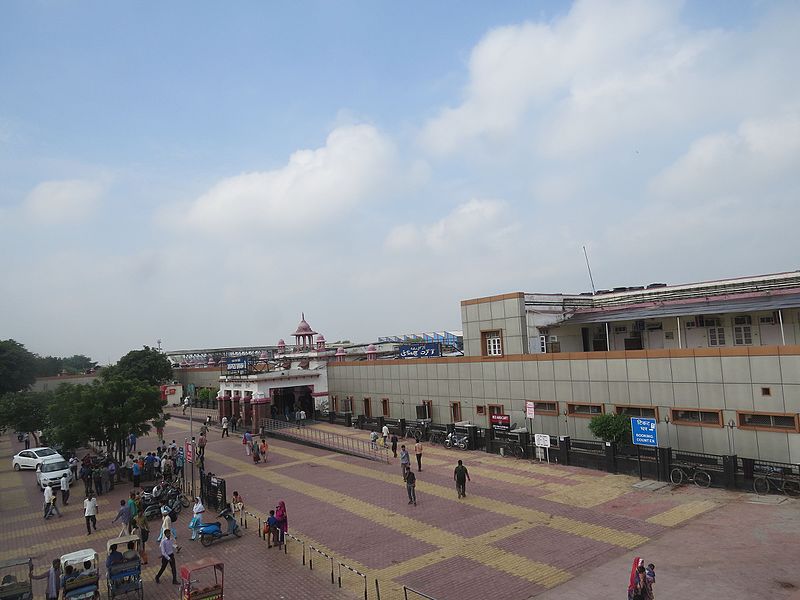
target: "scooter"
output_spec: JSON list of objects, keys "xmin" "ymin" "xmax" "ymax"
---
[{"xmin": 198, "ymin": 506, "xmax": 243, "ymax": 546}]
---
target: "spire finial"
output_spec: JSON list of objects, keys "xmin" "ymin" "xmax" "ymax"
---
[{"xmin": 302, "ymin": 312, "xmax": 305, "ymax": 320}]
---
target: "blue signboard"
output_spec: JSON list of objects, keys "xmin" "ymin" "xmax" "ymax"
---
[
  {"xmin": 399, "ymin": 343, "xmax": 441, "ymax": 359},
  {"xmin": 226, "ymin": 357, "xmax": 250, "ymax": 374},
  {"xmin": 631, "ymin": 417, "xmax": 659, "ymax": 447}
]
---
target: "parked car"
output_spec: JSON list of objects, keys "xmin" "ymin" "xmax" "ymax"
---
[
  {"xmin": 36, "ymin": 457, "xmax": 73, "ymax": 489},
  {"xmin": 12, "ymin": 447, "xmax": 62, "ymax": 471}
]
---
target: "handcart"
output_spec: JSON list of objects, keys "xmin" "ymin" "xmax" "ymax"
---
[
  {"xmin": 0, "ymin": 558, "xmax": 33, "ymax": 600},
  {"xmin": 180, "ymin": 558, "xmax": 223, "ymax": 600}
]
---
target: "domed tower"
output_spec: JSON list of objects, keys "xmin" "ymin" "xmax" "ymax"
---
[
  {"xmin": 293, "ymin": 313, "xmax": 318, "ymax": 350},
  {"xmin": 316, "ymin": 334, "xmax": 326, "ymax": 351}
]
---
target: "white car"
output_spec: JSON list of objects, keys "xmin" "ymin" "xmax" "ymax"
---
[
  {"xmin": 36, "ymin": 457, "xmax": 73, "ymax": 489},
  {"xmin": 12, "ymin": 447, "xmax": 62, "ymax": 471}
]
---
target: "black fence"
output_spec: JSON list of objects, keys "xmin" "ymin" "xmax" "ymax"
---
[{"xmin": 200, "ymin": 472, "xmax": 227, "ymax": 511}]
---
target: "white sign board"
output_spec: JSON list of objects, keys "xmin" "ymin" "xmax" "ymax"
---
[
  {"xmin": 534, "ymin": 434, "xmax": 551, "ymax": 448},
  {"xmin": 525, "ymin": 401, "xmax": 536, "ymax": 419}
]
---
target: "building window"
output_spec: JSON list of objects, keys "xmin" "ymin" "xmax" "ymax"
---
[
  {"xmin": 733, "ymin": 315, "xmax": 752, "ymax": 346},
  {"xmin": 363, "ymin": 397, "xmax": 372, "ymax": 418},
  {"xmin": 423, "ymin": 400, "xmax": 433, "ymax": 420},
  {"xmin": 567, "ymin": 403, "xmax": 604, "ymax": 417},
  {"xmin": 488, "ymin": 404, "xmax": 505, "ymax": 415},
  {"xmin": 331, "ymin": 396, "xmax": 338, "ymax": 413},
  {"xmin": 532, "ymin": 401, "xmax": 558, "ymax": 415},
  {"xmin": 476, "ymin": 405, "xmax": 486, "ymax": 415},
  {"xmin": 381, "ymin": 398, "xmax": 390, "ymax": 417},
  {"xmin": 344, "ymin": 396, "xmax": 353, "ymax": 413},
  {"xmin": 481, "ymin": 330, "xmax": 503, "ymax": 356},
  {"xmin": 738, "ymin": 411, "xmax": 799, "ymax": 432},
  {"xmin": 761, "ymin": 387, "xmax": 772, "ymax": 397},
  {"xmin": 451, "ymin": 402, "xmax": 462, "ymax": 423},
  {"xmin": 670, "ymin": 408, "xmax": 722, "ymax": 427},
  {"xmin": 707, "ymin": 327, "xmax": 726, "ymax": 347},
  {"xmin": 615, "ymin": 405, "xmax": 658, "ymax": 419}
]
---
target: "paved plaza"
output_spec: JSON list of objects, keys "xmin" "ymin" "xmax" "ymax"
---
[{"xmin": 2, "ymin": 416, "xmax": 799, "ymax": 599}]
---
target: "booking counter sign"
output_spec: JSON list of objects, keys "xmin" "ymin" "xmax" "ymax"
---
[{"xmin": 631, "ymin": 417, "xmax": 659, "ymax": 447}]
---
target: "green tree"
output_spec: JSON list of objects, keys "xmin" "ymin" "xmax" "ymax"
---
[
  {"xmin": 0, "ymin": 390, "xmax": 53, "ymax": 434},
  {"xmin": 48, "ymin": 378, "xmax": 166, "ymax": 461},
  {"xmin": 588, "ymin": 413, "xmax": 632, "ymax": 444},
  {"xmin": 0, "ymin": 339, "xmax": 38, "ymax": 395},
  {"xmin": 197, "ymin": 388, "xmax": 218, "ymax": 402},
  {"xmin": 104, "ymin": 346, "xmax": 172, "ymax": 386},
  {"xmin": 33, "ymin": 355, "xmax": 63, "ymax": 377}
]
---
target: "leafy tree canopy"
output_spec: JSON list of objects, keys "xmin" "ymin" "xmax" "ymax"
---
[
  {"xmin": 48, "ymin": 378, "xmax": 166, "ymax": 460},
  {"xmin": 0, "ymin": 390, "xmax": 53, "ymax": 434},
  {"xmin": 103, "ymin": 346, "xmax": 172, "ymax": 386},
  {"xmin": 0, "ymin": 339, "xmax": 38, "ymax": 395},
  {"xmin": 588, "ymin": 413, "xmax": 633, "ymax": 444},
  {"xmin": 34, "ymin": 354, "xmax": 98, "ymax": 377}
]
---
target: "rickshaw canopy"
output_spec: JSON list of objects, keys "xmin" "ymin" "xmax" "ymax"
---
[
  {"xmin": 0, "ymin": 558, "xmax": 31, "ymax": 570},
  {"xmin": 179, "ymin": 558, "xmax": 223, "ymax": 581},
  {"xmin": 60, "ymin": 549, "xmax": 98, "ymax": 569},
  {"xmin": 106, "ymin": 535, "xmax": 140, "ymax": 552}
]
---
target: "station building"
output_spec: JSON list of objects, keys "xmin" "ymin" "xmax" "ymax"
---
[{"xmin": 327, "ymin": 271, "xmax": 800, "ymax": 463}]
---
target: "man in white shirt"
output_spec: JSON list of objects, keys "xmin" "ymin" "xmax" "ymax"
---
[
  {"xmin": 60, "ymin": 473, "xmax": 70, "ymax": 505},
  {"xmin": 154, "ymin": 529, "xmax": 178, "ymax": 584},
  {"xmin": 43, "ymin": 485, "xmax": 61, "ymax": 519},
  {"xmin": 182, "ymin": 397, "xmax": 191, "ymax": 415},
  {"xmin": 221, "ymin": 416, "xmax": 229, "ymax": 438},
  {"xmin": 84, "ymin": 494, "xmax": 98, "ymax": 535},
  {"xmin": 382, "ymin": 423, "xmax": 390, "ymax": 446}
]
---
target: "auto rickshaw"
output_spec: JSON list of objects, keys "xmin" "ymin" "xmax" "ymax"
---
[
  {"xmin": 179, "ymin": 558, "xmax": 223, "ymax": 600},
  {"xmin": 105, "ymin": 535, "xmax": 143, "ymax": 599},
  {"xmin": 59, "ymin": 549, "xmax": 99, "ymax": 599},
  {"xmin": 0, "ymin": 558, "xmax": 32, "ymax": 600}
]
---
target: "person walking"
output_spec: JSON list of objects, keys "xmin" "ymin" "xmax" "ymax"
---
[
  {"xmin": 59, "ymin": 473, "xmax": 70, "ymax": 506},
  {"xmin": 399, "ymin": 445, "xmax": 411, "ymax": 478},
  {"xmin": 131, "ymin": 460, "xmax": 141, "ymax": 489},
  {"xmin": 69, "ymin": 455, "xmax": 79, "ymax": 480},
  {"xmin": 275, "ymin": 500, "xmax": 288, "ymax": 545},
  {"xmin": 406, "ymin": 470, "xmax": 417, "ymax": 505},
  {"xmin": 197, "ymin": 433, "xmax": 207, "ymax": 458},
  {"xmin": 260, "ymin": 439, "xmax": 269, "ymax": 463},
  {"xmin": 127, "ymin": 492, "xmax": 138, "ymax": 534},
  {"xmin": 390, "ymin": 433, "xmax": 398, "ymax": 458},
  {"xmin": 154, "ymin": 529, "xmax": 179, "ymax": 585},
  {"xmin": 43, "ymin": 485, "xmax": 62, "ymax": 519},
  {"xmin": 128, "ymin": 432, "xmax": 137, "ymax": 453},
  {"xmin": 454, "ymin": 459, "xmax": 471, "ymax": 498},
  {"xmin": 369, "ymin": 430, "xmax": 379, "ymax": 449},
  {"xmin": 251, "ymin": 438, "xmax": 261, "ymax": 464},
  {"xmin": 131, "ymin": 512, "xmax": 149, "ymax": 564},
  {"xmin": 80, "ymin": 463, "xmax": 93, "ymax": 496},
  {"xmin": 266, "ymin": 510, "xmax": 280, "ymax": 548},
  {"xmin": 112, "ymin": 499, "xmax": 131, "ymax": 537},
  {"xmin": 414, "ymin": 439, "xmax": 423, "ymax": 471},
  {"xmin": 382, "ymin": 423, "xmax": 390, "ymax": 447},
  {"xmin": 231, "ymin": 491, "xmax": 244, "ymax": 523},
  {"xmin": 243, "ymin": 431, "xmax": 252, "ymax": 456},
  {"xmin": 189, "ymin": 497, "xmax": 205, "ymax": 540},
  {"xmin": 84, "ymin": 493, "xmax": 98, "ymax": 535},
  {"xmin": 182, "ymin": 396, "xmax": 191, "ymax": 415},
  {"xmin": 221, "ymin": 416, "xmax": 229, "ymax": 438},
  {"xmin": 32, "ymin": 558, "xmax": 61, "ymax": 600},
  {"xmin": 157, "ymin": 505, "xmax": 180, "ymax": 549},
  {"xmin": 23, "ymin": 432, "xmax": 30, "ymax": 449}
]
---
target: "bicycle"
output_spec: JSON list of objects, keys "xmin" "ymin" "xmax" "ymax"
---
[
  {"xmin": 753, "ymin": 470, "xmax": 800, "ymax": 497},
  {"xmin": 428, "ymin": 430, "xmax": 446, "ymax": 445},
  {"xmin": 502, "ymin": 440, "xmax": 525, "ymax": 459},
  {"xmin": 405, "ymin": 426, "xmax": 424, "ymax": 442},
  {"xmin": 669, "ymin": 464, "xmax": 712, "ymax": 488}
]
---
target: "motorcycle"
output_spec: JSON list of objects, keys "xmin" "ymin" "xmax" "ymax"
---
[
  {"xmin": 144, "ymin": 495, "xmax": 183, "ymax": 521},
  {"xmin": 444, "ymin": 432, "xmax": 468, "ymax": 450},
  {"xmin": 198, "ymin": 506, "xmax": 243, "ymax": 546}
]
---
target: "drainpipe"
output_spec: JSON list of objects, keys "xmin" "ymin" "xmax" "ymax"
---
[
  {"xmin": 676, "ymin": 316, "xmax": 682, "ymax": 349},
  {"xmin": 605, "ymin": 322, "xmax": 610, "ymax": 351},
  {"xmin": 778, "ymin": 309, "xmax": 786, "ymax": 345}
]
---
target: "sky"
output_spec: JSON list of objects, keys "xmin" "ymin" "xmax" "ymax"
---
[{"xmin": 1, "ymin": 0, "xmax": 798, "ymax": 363}]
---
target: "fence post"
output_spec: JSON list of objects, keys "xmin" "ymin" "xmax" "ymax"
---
[
  {"xmin": 604, "ymin": 441, "xmax": 617, "ymax": 474},
  {"xmin": 485, "ymin": 427, "xmax": 494, "ymax": 453},
  {"xmin": 558, "ymin": 436, "xmax": 571, "ymax": 466},
  {"xmin": 723, "ymin": 454, "xmax": 737, "ymax": 489},
  {"xmin": 399, "ymin": 418, "xmax": 406, "ymax": 437},
  {"xmin": 657, "ymin": 446, "xmax": 671, "ymax": 482},
  {"xmin": 329, "ymin": 411, "xmax": 335, "ymax": 424}
]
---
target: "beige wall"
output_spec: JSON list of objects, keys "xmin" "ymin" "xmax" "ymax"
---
[
  {"xmin": 31, "ymin": 373, "xmax": 100, "ymax": 392},
  {"xmin": 462, "ymin": 293, "xmax": 528, "ymax": 357},
  {"xmin": 328, "ymin": 346, "xmax": 800, "ymax": 463}
]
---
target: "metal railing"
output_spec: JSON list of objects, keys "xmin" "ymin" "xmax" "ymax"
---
[{"xmin": 260, "ymin": 419, "xmax": 390, "ymax": 463}]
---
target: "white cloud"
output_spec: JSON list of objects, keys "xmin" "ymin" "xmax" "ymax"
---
[
  {"xmin": 385, "ymin": 198, "xmax": 509, "ymax": 253},
  {"xmin": 419, "ymin": 0, "xmax": 800, "ymax": 159},
  {"xmin": 179, "ymin": 124, "xmax": 395, "ymax": 233},
  {"xmin": 23, "ymin": 179, "xmax": 105, "ymax": 223}
]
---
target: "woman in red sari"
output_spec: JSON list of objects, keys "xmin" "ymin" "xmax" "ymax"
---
[{"xmin": 275, "ymin": 500, "xmax": 288, "ymax": 545}]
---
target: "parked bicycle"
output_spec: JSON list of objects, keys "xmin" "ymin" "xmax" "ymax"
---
[
  {"xmin": 669, "ymin": 464, "xmax": 712, "ymax": 488},
  {"xmin": 502, "ymin": 440, "xmax": 526, "ymax": 459},
  {"xmin": 405, "ymin": 426, "xmax": 424, "ymax": 442},
  {"xmin": 428, "ymin": 430, "xmax": 447, "ymax": 445},
  {"xmin": 753, "ymin": 468, "xmax": 800, "ymax": 497},
  {"xmin": 444, "ymin": 432, "xmax": 468, "ymax": 450}
]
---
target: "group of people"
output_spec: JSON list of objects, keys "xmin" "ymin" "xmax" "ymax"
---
[
  {"xmin": 241, "ymin": 431, "xmax": 269, "ymax": 463},
  {"xmin": 628, "ymin": 558, "xmax": 656, "ymax": 600}
]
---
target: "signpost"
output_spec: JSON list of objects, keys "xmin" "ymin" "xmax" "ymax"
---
[
  {"xmin": 631, "ymin": 417, "xmax": 659, "ymax": 480},
  {"xmin": 525, "ymin": 402, "xmax": 536, "ymax": 419},
  {"xmin": 534, "ymin": 433, "xmax": 551, "ymax": 463},
  {"xmin": 399, "ymin": 343, "xmax": 441, "ymax": 359},
  {"xmin": 489, "ymin": 414, "xmax": 510, "ymax": 431}
]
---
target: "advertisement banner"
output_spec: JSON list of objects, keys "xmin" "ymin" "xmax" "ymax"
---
[
  {"xmin": 399, "ymin": 343, "xmax": 441, "ymax": 359},
  {"xmin": 525, "ymin": 401, "xmax": 536, "ymax": 419},
  {"xmin": 490, "ymin": 413, "xmax": 511, "ymax": 431}
]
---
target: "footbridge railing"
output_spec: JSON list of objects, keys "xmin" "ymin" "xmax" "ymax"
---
[{"xmin": 259, "ymin": 419, "xmax": 390, "ymax": 463}]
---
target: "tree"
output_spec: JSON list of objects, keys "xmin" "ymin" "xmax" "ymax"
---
[
  {"xmin": 588, "ymin": 413, "xmax": 632, "ymax": 444},
  {"xmin": 33, "ymin": 354, "xmax": 98, "ymax": 377},
  {"xmin": 48, "ymin": 378, "xmax": 166, "ymax": 461},
  {"xmin": 0, "ymin": 390, "xmax": 53, "ymax": 434},
  {"xmin": 0, "ymin": 339, "xmax": 38, "ymax": 395},
  {"xmin": 104, "ymin": 346, "xmax": 172, "ymax": 386}
]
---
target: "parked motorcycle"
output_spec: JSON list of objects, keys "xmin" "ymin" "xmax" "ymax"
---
[
  {"xmin": 444, "ymin": 432, "xmax": 468, "ymax": 450},
  {"xmin": 144, "ymin": 495, "xmax": 183, "ymax": 521},
  {"xmin": 198, "ymin": 506, "xmax": 243, "ymax": 546}
]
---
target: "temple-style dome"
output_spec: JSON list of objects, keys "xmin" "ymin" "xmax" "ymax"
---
[
  {"xmin": 366, "ymin": 344, "xmax": 377, "ymax": 352},
  {"xmin": 335, "ymin": 347, "xmax": 346, "ymax": 356},
  {"xmin": 293, "ymin": 313, "xmax": 318, "ymax": 336},
  {"xmin": 277, "ymin": 339, "xmax": 286, "ymax": 347},
  {"xmin": 316, "ymin": 334, "xmax": 326, "ymax": 342}
]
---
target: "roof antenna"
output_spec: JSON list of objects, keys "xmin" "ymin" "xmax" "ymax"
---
[{"xmin": 583, "ymin": 246, "xmax": 597, "ymax": 295}]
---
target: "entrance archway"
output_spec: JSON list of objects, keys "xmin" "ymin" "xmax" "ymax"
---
[{"xmin": 271, "ymin": 386, "xmax": 314, "ymax": 421}]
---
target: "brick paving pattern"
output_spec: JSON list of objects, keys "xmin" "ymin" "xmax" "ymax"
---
[{"xmin": 2, "ymin": 415, "xmax": 798, "ymax": 599}]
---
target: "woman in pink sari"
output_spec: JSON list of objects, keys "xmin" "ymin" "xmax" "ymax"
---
[
  {"xmin": 628, "ymin": 556, "xmax": 645, "ymax": 600},
  {"xmin": 275, "ymin": 500, "xmax": 288, "ymax": 545}
]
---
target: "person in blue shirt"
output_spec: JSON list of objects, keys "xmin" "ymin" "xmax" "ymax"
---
[
  {"xmin": 106, "ymin": 544, "xmax": 123, "ymax": 570},
  {"xmin": 266, "ymin": 510, "xmax": 279, "ymax": 548},
  {"xmin": 131, "ymin": 461, "xmax": 141, "ymax": 488}
]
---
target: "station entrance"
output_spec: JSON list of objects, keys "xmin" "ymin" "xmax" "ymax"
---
[{"xmin": 270, "ymin": 385, "xmax": 315, "ymax": 421}]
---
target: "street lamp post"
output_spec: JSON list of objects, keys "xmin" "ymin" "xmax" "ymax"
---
[{"xmin": 726, "ymin": 419, "xmax": 737, "ymax": 455}]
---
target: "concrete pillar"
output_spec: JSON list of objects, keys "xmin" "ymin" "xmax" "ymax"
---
[{"xmin": 243, "ymin": 395, "xmax": 252, "ymax": 428}]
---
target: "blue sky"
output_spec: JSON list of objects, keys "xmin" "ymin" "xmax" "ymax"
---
[{"xmin": 1, "ymin": 1, "xmax": 798, "ymax": 362}]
